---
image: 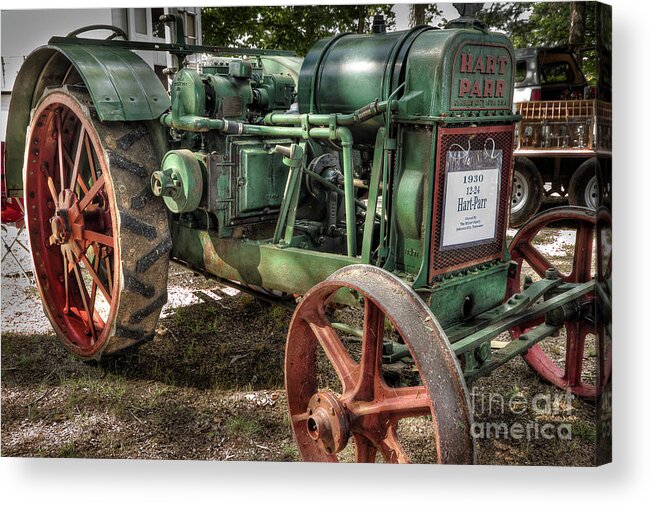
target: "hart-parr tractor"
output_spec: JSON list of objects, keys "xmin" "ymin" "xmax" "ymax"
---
[{"xmin": 3, "ymin": 14, "xmax": 610, "ymax": 464}]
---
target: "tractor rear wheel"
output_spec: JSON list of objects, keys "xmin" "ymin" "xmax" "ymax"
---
[
  {"xmin": 506, "ymin": 206, "xmax": 610, "ymax": 399},
  {"xmin": 24, "ymin": 87, "xmax": 170, "ymax": 360},
  {"xmin": 285, "ymin": 265, "xmax": 474, "ymax": 464}
]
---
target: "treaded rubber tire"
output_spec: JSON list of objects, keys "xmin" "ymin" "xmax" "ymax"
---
[
  {"xmin": 509, "ymin": 157, "xmax": 544, "ymax": 228},
  {"xmin": 568, "ymin": 158, "xmax": 598, "ymax": 210},
  {"xmin": 25, "ymin": 86, "xmax": 170, "ymax": 360}
]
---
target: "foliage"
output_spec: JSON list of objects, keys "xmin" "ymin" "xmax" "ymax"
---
[
  {"xmin": 477, "ymin": 2, "xmax": 602, "ymax": 83},
  {"xmin": 201, "ymin": 5, "xmax": 395, "ymax": 56},
  {"xmin": 477, "ymin": 2, "xmax": 597, "ymax": 49},
  {"xmin": 409, "ymin": 3, "xmax": 446, "ymax": 27}
]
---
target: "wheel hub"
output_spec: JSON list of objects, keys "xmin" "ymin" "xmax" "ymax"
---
[
  {"xmin": 49, "ymin": 189, "xmax": 83, "ymax": 246},
  {"xmin": 306, "ymin": 391, "xmax": 350, "ymax": 455},
  {"xmin": 50, "ymin": 212, "xmax": 70, "ymax": 244}
]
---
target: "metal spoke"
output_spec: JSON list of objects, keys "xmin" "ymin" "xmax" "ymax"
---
[
  {"xmin": 78, "ymin": 248, "xmax": 112, "ymax": 304},
  {"xmin": 353, "ymin": 433, "xmax": 377, "ymax": 463},
  {"xmin": 354, "ymin": 385, "xmax": 431, "ymax": 420},
  {"xmin": 517, "ymin": 242, "xmax": 556, "ymax": 279},
  {"xmin": 69, "ymin": 125, "xmax": 86, "ymax": 192},
  {"xmin": 72, "ymin": 262, "xmax": 96, "ymax": 343},
  {"xmin": 563, "ymin": 322, "xmax": 587, "ymax": 388},
  {"xmin": 84, "ymin": 136, "xmax": 98, "ymax": 184},
  {"xmin": 63, "ymin": 254, "xmax": 70, "ymax": 314},
  {"xmin": 88, "ymin": 245, "xmax": 101, "ymax": 324},
  {"xmin": 47, "ymin": 176, "xmax": 59, "ymax": 210},
  {"xmin": 83, "ymin": 230, "xmax": 115, "ymax": 249},
  {"xmin": 55, "ymin": 112, "xmax": 65, "ymax": 189},
  {"xmin": 306, "ymin": 317, "xmax": 357, "ymax": 393},
  {"xmin": 78, "ymin": 174, "xmax": 105, "ymax": 211},
  {"xmin": 353, "ymin": 298, "xmax": 385, "ymax": 401},
  {"xmin": 104, "ymin": 255, "xmax": 113, "ymax": 293},
  {"xmin": 571, "ymin": 221, "xmax": 594, "ymax": 282},
  {"xmin": 77, "ymin": 174, "xmax": 90, "ymax": 195},
  {"xmin": 378, "ymin": 423, "xmax": 410, "ymax": 464}
]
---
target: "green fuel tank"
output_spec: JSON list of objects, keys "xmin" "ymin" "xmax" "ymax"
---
[
  {"xmin": 298, "ymin": 27, "xmax": 434, "ymax": 143},
  {"xmin": 298, "ymin": 25, "xmax": 515, "ymax": 144}
]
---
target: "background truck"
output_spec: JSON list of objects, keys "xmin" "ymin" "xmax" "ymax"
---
[{"xmin": 509, "ymin": 47, "xmax": 612, "ymax": 226}]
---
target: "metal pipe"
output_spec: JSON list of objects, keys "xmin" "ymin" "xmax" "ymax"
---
[
  {"xmin": 161, "ymin": 112, "xmax": 358, "ymax": 256},
  {"xmin": 308, "ymin": 127, "xmax": 356, "ymax": 256},
  {"xmin": 303, "ymin": 170, "xmax": 367, "ymax": 210},
  {"xmin": 263, "ymin": 100, "xmax": 391, "ymax": 127}
]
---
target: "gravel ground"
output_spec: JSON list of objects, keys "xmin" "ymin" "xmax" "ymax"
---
[{"xmin": 1, "ymin": 223, "xmax": 601, "ymax": 465}]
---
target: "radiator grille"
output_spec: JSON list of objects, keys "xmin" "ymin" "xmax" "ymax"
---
[{"xmin": 429, "ymin": 124, "xmax": 514, "ymax": 280}]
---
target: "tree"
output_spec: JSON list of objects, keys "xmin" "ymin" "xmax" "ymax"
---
[
  {"xmin": 476, "ymin": 2, "xmax": 600, "ymax": 82},
  {"xmin": 201, "ymin": 5, "xmax": 396, "ymax": 56},
  {"xmin": 409, "ymin": 4, "xmax": 426, "ymax": 26},
  {"xmin": 408, "ymin": 4, "xmax": 445, "ymax": 27},
  {"xmin": 568, "ymin": 2, "xmax": 586, "ymax": 51}
]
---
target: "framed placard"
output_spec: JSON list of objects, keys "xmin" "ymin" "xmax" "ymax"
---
[{"xmin": 441, "ymin": 144, "xmax": 502, "ymax": 249}]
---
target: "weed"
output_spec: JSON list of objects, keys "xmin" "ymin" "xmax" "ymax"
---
[
  {"xmin": 57, "ymin": 442, "xmax": 79, "ymax": 458},
  {"xmin": 225, "ymin": 413, "xmax": 263, "ymax": 438}
]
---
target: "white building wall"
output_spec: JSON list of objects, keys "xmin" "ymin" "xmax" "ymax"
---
[
  {"xmin": 0, "ymin": 7, "xmax": 202, "ymax": 142},
  {"xmin": 1, "ymin": 9, "xmax": 114, "ymax": 140}
]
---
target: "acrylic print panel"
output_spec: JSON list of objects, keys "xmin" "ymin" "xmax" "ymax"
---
[{"xmin": 1, "ymin": 0, "xmax": 610, "ymax": 469}]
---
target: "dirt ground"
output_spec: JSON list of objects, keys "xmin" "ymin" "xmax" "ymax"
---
[{"xmin": 1, "ymin": 226, "xmax": 599, "ymax": 465}]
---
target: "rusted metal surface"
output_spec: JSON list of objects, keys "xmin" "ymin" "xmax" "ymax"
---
[
  {"xmin": 285, "ymin": 264, "xmax": 474, "ymax": 464},
  {"xmin": 506, "ymin": 206, "xmax": 610, "ymax": 398}
]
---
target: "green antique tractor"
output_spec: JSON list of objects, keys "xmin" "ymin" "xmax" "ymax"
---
[{"xmin": 3, "ymin": 14, "xmax": 610, "ymax": 464}]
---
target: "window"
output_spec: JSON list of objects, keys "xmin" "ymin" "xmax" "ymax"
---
[
  {"xmin": 515, "ymin": 60, "xmax": 527, "ymax": 83},
  {"xmin": 541, "ymin": 61, "xmax": 573, "ymax": 84},
  {"xmin": 185, "ymin": 12, "xmax": 196, "ymax": 44},
  {"xmin": 134, "ymin": 8, "xmax": 148, "ymax": 35},
  {"xmin": 151, "ymin": 7, "xmax": 165, "ymax": 39}
]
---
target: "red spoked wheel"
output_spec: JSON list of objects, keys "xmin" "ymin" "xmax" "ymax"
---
[
  {"xmin": 506, "ymin": 206, "xmax": 611, "ymax": 399},
  {"xmin": 25, "ymin": 87, "xmax": 171, "ymax": 359},
  {"xmin": 285, "ymin": 265, "xmax": 474, "ymax": 464}
]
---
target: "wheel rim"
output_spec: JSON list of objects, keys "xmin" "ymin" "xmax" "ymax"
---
[
  {"xmin": 510, "ymin": 169, "xmax": 529, "ymax": 214},
  {"xmin": 25, "ymin": 93, "xmax": 119, "ymax": 356},
  {"xmin": 285, "ymin": 265, "xmax": 474, "ymax": 464},
  {"xmin": 506, "ymin": 207, "xmax": 610, "ymax": 399},
  {"xmin": 584, "ymin": 175, "xmax": 598, "ymax": 210}
]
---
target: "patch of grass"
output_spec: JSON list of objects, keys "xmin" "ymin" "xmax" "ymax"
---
[
  {"xmin": 225, "ymin": 413, "xmax": 264, "ymax": 438},
  {"xmin": 280, "ymin": 443, "xmax": 299, "ymax": 461},
  {"xmin": 59, "ymin": 372, "xmax": 129, "ymax": 417},
  {"xmin": 56, "ymin": 442, "xmax": 80, "ymax": 458},
  {"xmin": 572, "ymin": 420, "xmax": 597, "ymax": 442}
]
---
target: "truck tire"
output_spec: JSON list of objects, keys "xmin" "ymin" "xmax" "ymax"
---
[
  {"xmin": 568, "ymin": 158, "xmax": 598, "ymax": 210},
  {"xmin": 509, "ymin": 157, "xmax": 543, "ymax": 228}
]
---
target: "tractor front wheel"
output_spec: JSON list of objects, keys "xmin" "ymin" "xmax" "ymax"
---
[{"xmin": 285, "ymin": 265, "xmax": 474, "ymax": 464}]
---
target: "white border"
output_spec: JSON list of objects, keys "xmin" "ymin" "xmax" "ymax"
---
[{"xmin": 1, "ymin": 1, "xmax": 649, "ymax": 505}]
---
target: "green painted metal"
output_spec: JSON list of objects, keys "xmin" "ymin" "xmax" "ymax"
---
[
  {"xmin": 50, "ymin": 42, "xmax": 169, "ymax": 121},
  {"xmin": 7, "ymin": 20, "xmax": 572, "ymax": 388},
  {"xmin": 428, "ymin": 262, "xmax": 510, "ymax": 329},
  {"xmin": 465, "ymin": 323, "xmax": 561, "ymax": 381},
  {"xmin": 3, "ymin": 43, "xmax": 169, "ymax": 194},
  {"xmin": 361, "ymin": 128, "xmax": 386, "ymax": 264},
  {"xmin": 451, "ymin": 280, "xmax": 596, "ymax": 355},
  {"xmin": 298, "ymin": 29, "xmax": 428, "ymax": 143},
  {"xmin": 400, "ymin": 29, "xmax": 515, "ymax": 119},
  {"xmin": 152, "ymin": 150, "xmax": 205, "ymax": 214},
  {"xmin": 48, "ymin": 34, "xmax": 298, "ymax": 58},
  {"xmin": 170, "ymin": 222, "xmax": 361, "ymax": 296}
]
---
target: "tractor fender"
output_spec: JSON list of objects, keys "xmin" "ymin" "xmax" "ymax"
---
[{"xmin": 4, "ymin": 43, "xmax": 170, "ymax": 196}]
